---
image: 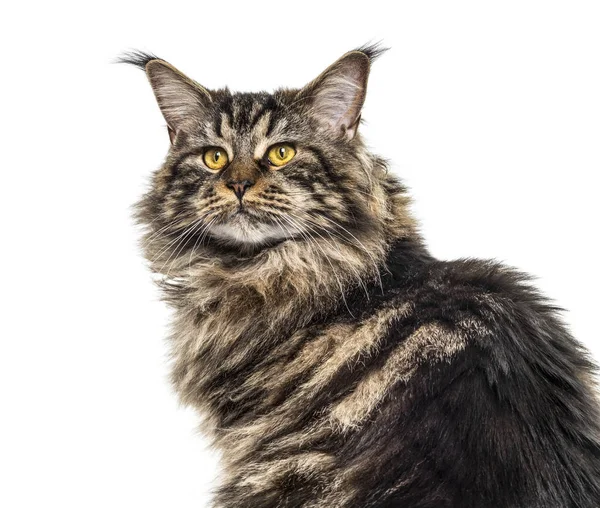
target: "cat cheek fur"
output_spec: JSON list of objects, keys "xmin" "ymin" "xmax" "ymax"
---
[{"xmin": 123, "ymin": 44, "xmax": 600, "ymax": 507}]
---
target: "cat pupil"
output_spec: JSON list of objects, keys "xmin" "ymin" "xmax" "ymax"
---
[
  {"xmin": 279, "ymin": 147, "xmax": 286, "ymax": 158},
  {"xmin": 214, "ymin": 151, "xmax": 221, "ymax": 161}
]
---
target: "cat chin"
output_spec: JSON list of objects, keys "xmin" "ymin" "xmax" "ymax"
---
[{"xmin": 209, "ymin": 219, "xmax": 291, "ymax": 246}]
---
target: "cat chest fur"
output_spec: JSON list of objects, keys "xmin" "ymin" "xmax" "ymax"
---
[{"xmin": 165, "ymin": 258, "xmax": 487, "ymax": 504}]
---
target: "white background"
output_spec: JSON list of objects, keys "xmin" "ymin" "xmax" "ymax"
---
[{"xmin": 1, "ymin": 1, "xmax": 599, "ymax": 506}]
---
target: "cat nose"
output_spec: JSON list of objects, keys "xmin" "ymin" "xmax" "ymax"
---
[{"xmin": 226, "ymin": 179, "xmax": 254, "ymax": 201}]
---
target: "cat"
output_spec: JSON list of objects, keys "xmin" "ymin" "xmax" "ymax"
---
[{"xmin": 122, "ymin": 44, "xmax": 600, "ymax": 507}]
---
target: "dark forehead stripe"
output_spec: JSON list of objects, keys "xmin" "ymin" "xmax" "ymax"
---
[
  {"xmin": 213, "ymin": 91, "xmax": 235, "ymax": 135},
  {"xmin": 210, "ymin": 92, "xmax": 281, "ymax": 136},
  {"xmin": 232, "ymin": 94, "xmax": 258, "ymax": 131},
  {"xmin": 250, "ymin": 95, "xmax": 278, "ymax": 133},
  {"xmin": 265, "ymin": 105, "xmax": 280, "ymax": 138},
  {"xmin": 214, "ymin": 110, "xmax": 224, "ymax": 138},
  {"xmin": 217, "ymin": 92, "xmax": 270, "ymax": 134}
]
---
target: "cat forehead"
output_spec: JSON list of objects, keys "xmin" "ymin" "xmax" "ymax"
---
[
  {"xmin": 196, "ymin": 89, "xmax": 305, "ymax": 148},
  {"xmin": 210, "ymin": 89, "xmax": 295, "ymax": 127}
]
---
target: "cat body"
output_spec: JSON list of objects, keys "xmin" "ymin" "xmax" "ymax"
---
[{"xmin": 124, "ymin": 45, "xmax": 600, "ymax": 507}]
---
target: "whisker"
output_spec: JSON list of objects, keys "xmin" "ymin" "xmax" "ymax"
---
[
  {"xmin": 165, "ymin": 217, "xmax": 210, "ymax": 277},
  {"xmin": 158, "ymin": 219, "xmax": 204, "ymax": 273},
  {"xmin": 143, "ymin": 210, "xmax": 190, "ymax": 245},
  {"xmin": 285, "ymin": 213, "xmax": 370, "ymax": 302},
  {"xmin": 151, "ymin": 211, "xmax": 214, "ymax": 266},
  {"xmin": 281, "ymin": 214, "xmax": 354, "ymax": 317},
  {"xmin": 187, "ymin": 217, "xmax": 218, "ymax": 269},
  {"xmin": 302, "ymin": 212, "xmax": 384, "ymax": 295}
]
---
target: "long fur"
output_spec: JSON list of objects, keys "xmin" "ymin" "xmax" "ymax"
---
[{"xmin": 126, "ymin": 45, "xmax": 600, "ymax": 507}]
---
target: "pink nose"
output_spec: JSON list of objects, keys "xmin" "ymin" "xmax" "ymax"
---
[{"xmin": 226, "ymin": 180, "xmax": 254, "ymax": 201}]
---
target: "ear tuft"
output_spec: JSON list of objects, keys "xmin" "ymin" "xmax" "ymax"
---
[
  {"xmin": 353, "ymin": 42, "xmax": 390, "ymax": 63},
  {"xmin": 116, "ymin": 50, "xmax": 162, "ymax": 70}
]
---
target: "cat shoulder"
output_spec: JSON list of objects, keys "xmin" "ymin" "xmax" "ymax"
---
[{"xmin": 383, "ymin": 256, "xmax": 595, "ymax": 387}]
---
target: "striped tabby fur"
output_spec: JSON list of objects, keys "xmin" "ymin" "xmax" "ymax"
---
[{"xmin": 123, "ymin": 45, "xmax": 600, "ymax": 507}]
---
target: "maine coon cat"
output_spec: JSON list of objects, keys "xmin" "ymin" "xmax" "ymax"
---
[{"xmin": 122, "ymin": 45, "xmax": 600, "ymax": 507}]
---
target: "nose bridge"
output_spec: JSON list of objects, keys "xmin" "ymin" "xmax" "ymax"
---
[
  {"xmin": 221, "ymin": 154, "xmax": 258, "ymax": 201},
  {"xmin": 223, "ymin": 161, "xmax": 257, "ymax": 183},
  {"xmin": 221, "ymin": 152, "xmax": 258, "ymax": 183}
]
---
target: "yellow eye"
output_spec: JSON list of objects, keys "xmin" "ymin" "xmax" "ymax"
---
[
  {"xmin": 203, "ymin": 147, "xmax": 229, "ymax": 170},
  {"xmin": 267, "ymin": 144, "xmax": 296, "ymax": 168}
]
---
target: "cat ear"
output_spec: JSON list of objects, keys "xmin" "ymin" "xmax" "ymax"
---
[
  {"xmin": 120, "ymin": 52, "xmax": 212, "ymax": 143},
  {"xmin": 145, "ymin": 59, "xmax": 212, "ymax": 141},
  {"xmin": 296, "ymin": 45, "xmax": 386, "ymax": 140}
]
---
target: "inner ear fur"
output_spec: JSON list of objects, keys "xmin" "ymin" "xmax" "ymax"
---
[
  {"xmin": 144, "ymin": 59, "xmax": 212, "ymax": 141},
  {"xmin": 296, "ymin": 50, "xmax": 372, "ymax": 140}
]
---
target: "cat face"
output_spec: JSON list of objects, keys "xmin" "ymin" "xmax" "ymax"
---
[
  {"xmin": 155, "ymin": 88, "xmax": 370, "ymax": 247},
  {"xmin": 127, "ymin": 46, "xmax": 399, "ymax": 265}
]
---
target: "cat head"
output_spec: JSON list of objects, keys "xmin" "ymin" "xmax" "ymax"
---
[{"xmin": 124, "ymin": 45, "xmax": 414, "ymax": 277}]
